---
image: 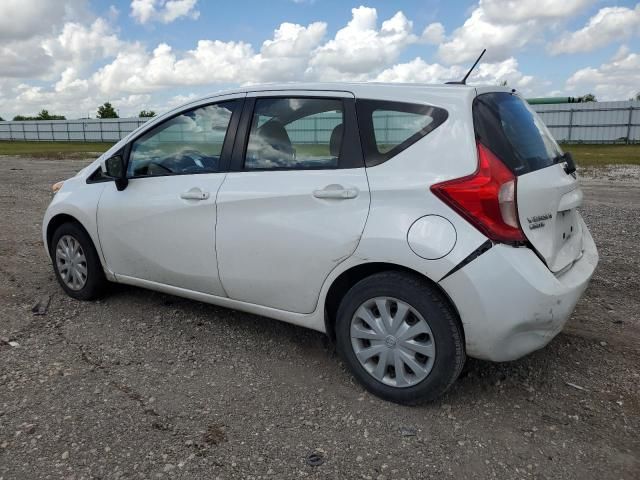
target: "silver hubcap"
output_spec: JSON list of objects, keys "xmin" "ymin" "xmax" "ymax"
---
[
  {"xmin": 350, "ymin": 297, "xmax": 436, "ymax": 388},
  {"xmin": 55, "ymin": 235, "xmax": 87, "ymax": 291}
]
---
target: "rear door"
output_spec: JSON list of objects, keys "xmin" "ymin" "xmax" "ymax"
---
[
  {"xmin": 215, "ymin": 91, "xmax": 370, "ymax": 314},
  {"xmin": 473, "ymin": 90, "xmax": 584, "ymax": 273}
]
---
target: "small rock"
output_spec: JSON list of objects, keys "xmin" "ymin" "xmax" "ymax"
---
[
  {"xmin": 203, "ymin": 424, "xmax": 226, "ymax": 445},
  {"xmin": 25, "ymin": 424, "xmax": 36, "ymax": 434},
  {"xmin": 399, "ymin": 426, "xmax": 417, "ymax": 437},
  {"xmin": 32, "ymin": 295, "xmax": 51, "ymax": 316},
  {"xmin": 61, "ymin": 451, "xmax": 69, "ymax": 460},
  {"xmin": 305, "ymin": 451, "xmax": 324, "ymax": 467},
  {"xmin": 356, "ymin": 455, "xmax": 364, "ymax": 462}
]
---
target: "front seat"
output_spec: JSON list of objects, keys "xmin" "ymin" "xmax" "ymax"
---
[{"xmin": 249, "ymin": 120, "xmax": 295, "ymax": 167}]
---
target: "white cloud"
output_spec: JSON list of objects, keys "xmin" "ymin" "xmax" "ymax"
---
[
  {"xmin": 376, "ymin": 56, "xmax": 534, "ymax": 91},
  {"xmin": 0, "ymin": 0, "xmax": 87, "ymax": 41},
  {"xmin": 566, "ymin": 47, "xmax": 640, "ymax": 100},
  {"xmin": 0, "ymin": 38, "xmax": 55, "ymax": 78},
  {"xmin": 421, "ymin": 23, "xmax": 445, "ymax": 44},
  {"xmin": 1, "ymin": 1, "xmax": 637, "ymax": 119},
  {"xmin": 130, "ymin": 0, "xmax": 200, "ymax": 24},
  {"xmin": 89, "ymin": 18, "xmax": 327, "ymax": 95},
  {"xmin": 438, "ymin": 0, "xmax": 593, "ymax": 63},
  {"xmin": 0, "ymin": 0, "xmax": 90, "ymax": 78},
  {"xmin": 43, "ymin": 19, "xmax": 123, "ymax": 71},
  {"xmin": 480, "ymin": 0, "xmax": 593, "ymax": 24},
  {"xmin": 307, "ymin": 7, "xmax": 418, "ymax": 80},
  {"xmin": 549, "ymin": 4, "xmax": 640, "ymax": 55}
]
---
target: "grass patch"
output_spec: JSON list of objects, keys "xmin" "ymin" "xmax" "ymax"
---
[
  {"xmin": 0, "ymin": 141, "xmax": 114, "ymax": 159},
  {"xmin": 560, "ymin": 144, "xmax": 640, "ymax": 167}
]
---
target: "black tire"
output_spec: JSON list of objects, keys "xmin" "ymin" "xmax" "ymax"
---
[
  {"xmin": 335, "ymin": 271, "xmax": 465, "ymax": 405},
  {"xmin": 50, "ymin": 222, "xmax": 106, "ymax": 300}
]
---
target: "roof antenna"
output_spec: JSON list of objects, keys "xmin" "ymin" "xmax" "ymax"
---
[{"xmin": 446, "ymin": 48, "xmax": 486, "ymax": 85}]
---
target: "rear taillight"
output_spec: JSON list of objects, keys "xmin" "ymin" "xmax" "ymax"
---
[{"xmin": 431, "ymin": 142, "xmax": 526, "ymax": 242}]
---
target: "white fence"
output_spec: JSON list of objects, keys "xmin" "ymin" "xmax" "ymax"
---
[
  {"xmin": 533, "ymin": 100, "xmax": 640, "ymax": 144},
  {"xmin": 1, "ymin": 100, "xmax": 639, "ymax": 144},
  {"xmin": 0, "ymin": 118, "xmax": 149, "ymax": 142}
]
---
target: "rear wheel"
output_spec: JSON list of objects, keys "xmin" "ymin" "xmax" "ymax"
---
[
  {"xmin": 335, "ymin": 271, "xmax": 465, "ymax": 404},
  {"xmin": 51, "ymin": 222, "xmax": 106, "ymax": 300}
]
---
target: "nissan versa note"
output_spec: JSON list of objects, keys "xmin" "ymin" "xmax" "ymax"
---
[{"xmin": 43, "ymin": 83, "xmax": 598, "ymax": 404}]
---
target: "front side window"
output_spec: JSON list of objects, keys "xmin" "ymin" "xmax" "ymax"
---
[
  {"xmin": 245, "ymin": 98, "xmax": 344, "ymax": 170},
  {"xmin": 128, "ymin": 101, "xmax": 238, "ymax": 177},
  {"xmin": 357, "ymin": 100, "xmax": 448, "ymax": 167}
]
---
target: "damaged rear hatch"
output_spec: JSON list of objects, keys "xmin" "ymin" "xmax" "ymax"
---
[{"xmin": 473, "ymin": 90, "xmax": 585, "ymax": 273}]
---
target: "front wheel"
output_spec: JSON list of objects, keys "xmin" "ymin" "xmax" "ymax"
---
[
  {"xmin": 335, "ymin": 271, "xmax": 465, "ymax": 405},
  {"xmin": 50, "ymin": 222, "xmax": 106, "ymax": 300}
]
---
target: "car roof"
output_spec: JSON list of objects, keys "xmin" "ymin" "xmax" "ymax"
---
[{"xmin": 194, "ymin": 82, "xmax": 479, "ymax": 101}]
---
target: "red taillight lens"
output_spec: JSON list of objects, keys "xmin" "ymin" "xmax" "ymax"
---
[{"xmin": 431, "ymin": 142, "xmax": 526, "ymax": 242}]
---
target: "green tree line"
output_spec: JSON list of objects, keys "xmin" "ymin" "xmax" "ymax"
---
[{"xmin": 3, "ymin": 102, "xmax": 158, "ymax": 121}]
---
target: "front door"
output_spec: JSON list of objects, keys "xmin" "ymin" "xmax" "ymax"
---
[
  {"xmin": 97, "ymin": 96, "xmax": 243, "ymax": 295},
  {"xmin": 216, "ymin": 93, "xmax": 370, "ymax": 314}
]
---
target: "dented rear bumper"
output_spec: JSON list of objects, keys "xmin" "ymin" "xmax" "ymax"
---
[{"xmin": 440, "ymin": 217, "xmax": 598, "ymax": 362}]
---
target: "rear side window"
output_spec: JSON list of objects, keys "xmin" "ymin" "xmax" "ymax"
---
[
  {"xmin": 356, "ymin": 100, "xmax": 448, "ymax": 166},
  {"xmin": 244, "ymin": 97, "xmax": 344, "ymax": 170},
  {"xmin": 473, "ymin": 92, "xmax": 563, "ymax": 175}
]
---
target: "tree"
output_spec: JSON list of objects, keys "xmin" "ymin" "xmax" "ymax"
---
[
  {"xmin": 12, "ymin": 110, "xmax": 65, "ymax": 121},
  {"xmin": 97, "ymin": 102, "xmax": 119, "ymax": 119},
  {"xmin": 635, "ymin": 92, "xmax": 640, "ymax": 101},
  {"xmin": 499, "ymin": 80, "xmax": 508, "ymax": 86},
  {"xmin": 138, "ymin": 110, "xmax": 156, "ymax": 118},
  {"xmin": 35, "ymin": 109, "xmax": 65, "ymax": 120},
  {"xmin": 0, "ymin": 116, "xmax": 3, "ymax": 121},
  {"xmin": 581, "ymin": 93, "xmax": 597, "ymax": 102}
]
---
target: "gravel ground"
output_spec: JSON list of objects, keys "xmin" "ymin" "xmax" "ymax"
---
[{"xmin": 0, "ymin": 157, "xmax": 638, "ymax": 479}]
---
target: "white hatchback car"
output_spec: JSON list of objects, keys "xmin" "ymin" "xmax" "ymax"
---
[{"xmin": 43, "ymin": 83, "xmax": 598, "ymax": 404}]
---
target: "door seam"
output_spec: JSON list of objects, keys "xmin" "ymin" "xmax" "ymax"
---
[{"xmin": 214, "ymin": 172, "xmax": 230, "ymax": 298}]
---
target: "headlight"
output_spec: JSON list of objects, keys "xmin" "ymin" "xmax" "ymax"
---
[{"xmin": 52, "ymin": 181, "xmax": 64, "ymax": 194}]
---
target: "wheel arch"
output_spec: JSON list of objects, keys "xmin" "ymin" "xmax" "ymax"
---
[
  {"xmin": 323, "ymin": 262, "xmax": 464, "ymax": 345},
  {"xmin": 46, "ymin": 213, "xmax": 92, "ymax": 256}
]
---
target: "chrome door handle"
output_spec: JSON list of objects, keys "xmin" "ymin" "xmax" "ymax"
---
[
  {"xmin": 180, "ymin": 188, "xmax": 210, "ymax": 201},
  {"xmin": 313, "ymin": 184, "xmax": 359, "ymax": 200}
]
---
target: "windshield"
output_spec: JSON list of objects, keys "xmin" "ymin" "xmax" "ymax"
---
[{"xmin": 473, "ymin": 92, "xmax": 563, "ymax": 175}]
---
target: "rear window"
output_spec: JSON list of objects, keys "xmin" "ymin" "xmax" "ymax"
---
[
  {"xmin": 357, "ymin": 100, "xmax": 448, "ymax": 167},
  {"xmin": 473, "ymin": 92, "xmax": 563, "ymax": 175}
]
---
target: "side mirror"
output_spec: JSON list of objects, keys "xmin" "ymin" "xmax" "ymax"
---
[{"xmin": 104, "ymin": 155, "xmax": 128, "ymax": 191}]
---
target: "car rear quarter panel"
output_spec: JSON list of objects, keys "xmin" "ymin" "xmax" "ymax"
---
[{"xmin": 352, "ymin": 87, "xmax": 489, "ymax": 282}]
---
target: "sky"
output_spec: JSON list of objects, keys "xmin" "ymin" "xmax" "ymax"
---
[{"xmin": 0, "ymin": 0, "xmax": 638, "ymax": 119}]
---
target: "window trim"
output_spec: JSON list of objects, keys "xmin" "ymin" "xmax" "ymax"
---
[
  {"xmin": 356, "ymin": 99, "xmax": 448, "ymax": 167},
  {"xmin": 229, "ymin": 95, "xmax": 364, "ymax": 172},
  {"xmin": 121, "ymin": 98, "xmax": 244, "ymax": 180}
]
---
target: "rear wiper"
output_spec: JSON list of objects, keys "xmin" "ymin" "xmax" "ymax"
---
[{"xmin": 554, "ymin": 152, "xmax": 576, "ymax": 175}]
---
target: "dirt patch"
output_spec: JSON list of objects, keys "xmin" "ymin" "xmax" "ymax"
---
[{"xmin": 0, "ymin": 157, "xmax": 638, "ymax": 479}]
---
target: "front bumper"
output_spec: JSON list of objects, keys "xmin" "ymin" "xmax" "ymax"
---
[{"xmin": 440, "ymin": 217, "xmax": 598, "ymax": 362}]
